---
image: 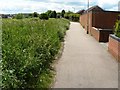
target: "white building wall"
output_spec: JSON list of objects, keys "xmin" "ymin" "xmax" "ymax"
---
[{"xmin": 119, "ymin": 1, "xmax": 120, "ymax": 11}]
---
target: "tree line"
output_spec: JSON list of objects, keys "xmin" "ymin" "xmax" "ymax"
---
[{"xmin": 14, "ymin": 10, "xmax": 80, "ymax": 22}]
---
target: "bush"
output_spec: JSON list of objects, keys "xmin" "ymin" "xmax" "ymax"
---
[
  {"xmin": 114, "ymin": 20, "xmax": 120, "ymax": 38},
  {"xmin": 71, "ymin": 14, "xmax": 80, "ymax": 22},
  {"xmin": 33, "ymin": 12, "xmax": 38, "ymax": 17},
  {"xmin": 64, "ymin": 13, "xmax": 69, "ymax": 19},
  {"xmin": 2, "ymin": 18, "xmax": 70, "ymax": 88},
  {"xmin": 14, "ymin": 13, "xmax": 24, "ymax": 19},
  {"xmin": 49, "ymin": 11, "xmax": 57, "ymax": 18},
  {"xmin": 61, "ymin": 10, "xmax": 65, "ymax": 18},
  {"xmin": 39, "ymin": 13, "xmax": 49, "ymax": 20},
  {"xmin": 64, "ymin": 13, "xmax": 80, "ymax": 22},
  {"xmin": 57, "ymin": 13, "xmax": 61, "ymax": 18},
  {"xmin": 45, "ymin": 10, "xmax": 52, "ymax": 17}
]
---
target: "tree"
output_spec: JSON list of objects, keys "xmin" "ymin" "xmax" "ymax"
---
[
  {"xmin": 28, "ymin": 13, "xmax": 33, "ymax": 18},
  {"xmin": 39, "ymin": 13, "xmax": 49, "ymax": 20},
  {"xmin": 33, "ymin": 12, "xmax": 38, "ymax": 17},
  {"xmin": 64, "ymin": 13, "xmax": 80, "ymax": 22},
  {"xmin": 45, "ymin": 10, "xmax": 52, "ymax": 17},
  {"xmin": 64, "ymin": 13, "xmax": 69, "ymax": 19},
  {"xmin": 49, "ymin": 11, "xmax": 57, "ymax": 18},
  {"xmin": 57, "ymin": 13, "xmax": 61, "ymax": 18},
  {"xmin": 67, "ymin": 11, "xmax": 73, "ymax": 14},
  {"xmin": 15, "ymin": 13, "xmax": 24, "ymax": 19},
  {"xmin": 61, "ymin": 10, "xmax": 65, "ymax": 18}
]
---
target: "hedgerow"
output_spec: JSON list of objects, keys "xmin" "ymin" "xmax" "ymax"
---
[
  {"xmin": 39, "ymin": 13, "xmax": 49, "ymax": 20},
  {"xmin": 2, "ymin": 18, "xmax": 70, "ymax": 89},
  {"xmin": 64, "ymin": 13, "xmax": 80, "ymax": 22}
]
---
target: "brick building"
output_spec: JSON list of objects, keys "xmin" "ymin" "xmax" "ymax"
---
[{"xmin": 80, "ymin": 5, "xmax": 120, "ymax": 42}]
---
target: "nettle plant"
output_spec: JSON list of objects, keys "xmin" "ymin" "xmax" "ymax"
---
[{"xmin": 114, "ymin": 20, "xmax": 120, "ymax": 38}]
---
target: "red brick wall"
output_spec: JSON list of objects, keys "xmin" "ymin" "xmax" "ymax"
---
[
  {"xmin": 80, "ymin": 11, "xmax": 119, "ymax": 42},
  {"xmin": 80, "ymin": 11, "xmax": 119, "ymax": 32},
  {"xmin": 92, "ymin": 12, "xmax": 119, "ymax": 29},
  {"xmin": 91, "ymin": 27, "xmax": 100, "ymax": 41},
  {"xmin": 108, "ymin": 35, "xmax": 120, "ymax": 62},
  {"xmin": 80, "ymin": 13, "xmax": 87, "ymax": 30},
  {"xmin": 90, "ymin": 27, "xmax": 113, "ymax": 42},
  {"xmin": 80, "ymin": 12, "xmax": 92, "ymax": 32}
]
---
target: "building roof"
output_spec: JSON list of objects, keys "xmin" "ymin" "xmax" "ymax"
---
[
  {"xmin": 76, "ymin": 9, "xmax": 85, "ymax": 14},
  {"xmin": 84, "ymin": 5, "xmax": 104, "ymax": 13}
]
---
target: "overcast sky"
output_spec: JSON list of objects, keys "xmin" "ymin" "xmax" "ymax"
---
[{"xmin": 0, "ymin": 0, "xmax": 119, "ymax": 14}]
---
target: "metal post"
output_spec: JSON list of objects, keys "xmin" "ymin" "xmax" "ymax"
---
[{"xmin": 87, "ymin": 0, "xmax": 89, "ymax": 34}]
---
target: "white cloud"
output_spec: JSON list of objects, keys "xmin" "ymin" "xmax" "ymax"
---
[
  {"xmin": 97, "ymin": 0, "xmax": 118, "ymax": 6},
  {"xmin": 96, "ymin": 0, "xmax": 119, "ymax": 10},
  {"xmin": 109, "ymin": 6, "xmax": 118, "ymax": 11},
  {"xmin": 0, "ymin": 0, "xmax": 119, "ymax": 14}
]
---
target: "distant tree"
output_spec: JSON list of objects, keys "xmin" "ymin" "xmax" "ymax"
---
[
  {"xmin": 33, "ymin": 12, "xmax": 38, "ymax": 17},
  {"xmin": 49, "ymin": 11, "xmax": 57, "ymax": 18},
  {"xmin": 39, "ymin": 13, "xmax": 49, "ymax": 20},
  {"xmin": 64, "ymin": 13, "xmax": 80, "ymax": 22},
  {"xmin": 15, "ymin": 13, "xmax": 24, "ymax": 19},
  {"xmin": 28, "ymin": 13, "xmax": 33, "ymax": 18},
  {"xmin": 67, "ymin": 11, "xmax": 74, "ymax": 14},
  {"xmin": 61, "ymin": 10, "xmax": 65, "ymax": 18},
  {"xmin": 57, "ymin": 13, "xmax": 61, "ymax": 18},
  {"xmin": 45, "ymin": 10, "xmax": 52, "ymax": 17},
  {"xmin": 64, "ymin": 13, "xmax": 69, "ymax": 19}
]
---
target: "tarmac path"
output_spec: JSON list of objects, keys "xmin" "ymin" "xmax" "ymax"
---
[{"xmin": 53, "ymin": 22, "xmax": 118, "ymax": 88}]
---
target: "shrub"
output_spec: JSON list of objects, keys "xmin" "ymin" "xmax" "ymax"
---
[
  {"xmin": 14, "ymin": 13, "xmax": 24, "ymax": 19},
  {"xmin": 49, "ymin": 11, "xmax": 57, "ymax": 18},
  {"xmin": 45, "ymin": 10, "xmax": 52, "ymax": 17},
  {"xmin": 61, "ymin": 10, "xmax": 65, "ymax": 18},
  {"xmin": 71, "ymin": 14, "xmax": 80, "ymax": 22},
  {"xmin": 57, "ymin": 13, "xmax": 61, "ymax": 18},
  {"xmin": 64, "ymin": 13, "xmax": 69, "ymax": 19},
  {"xmin": 114, "ymin": 20, "xmax": 120, "ymax": 38},
  {"xmin": 64, "ymin": 13, "xmax": 80, "ymax": 22},
  {"xmin": 39, "ymin": 13, "xmax": 49, "ymax": 20},
  {"xmin": 33, "ymin": 12, "xmax": 38, "ymax": 17}
]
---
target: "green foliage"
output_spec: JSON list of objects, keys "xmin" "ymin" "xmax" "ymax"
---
[
  {"xmin": 67, "ymin": 11, "xmax": 74, "ymax": 14},
  {"xmin": 14, "ymin": 13, "xmax": 24, "ymax": 19},
  {"xmin": 64, "ymin": 13, "xmax": 80, "ymax": 22},
  {"xmin": 64, "ymin": 13, "xmax": 69, "ymax": 19},
  {"xmin": 49, "ymin": 11, "xmax": 57, "ymax": 18},
  {"xmin": 2, "ymin": 18, "xmax": 70, "ymax": 88},
  {"xmin": 45, "ymin": 10, "xmax": 52, "ymax": 17},
  {"xmin": 114, "ymin": 20, "xmax": 120, "ymax": 38},
  {"xmin": 57, "ymin": 13, "xmax": 61, "ymax": 18},
  {"xmin": 39, "ymin": 13, "xmax": 49, "ymax": 20},
  {"xmin": 28, "ymin": 13, "xmax": 33, "ymax": 18},
  {"xmin": 61, "ymin": 10, "xmax": 65, "ymax": 18},
  {"xmin": 33, "ymin": 12, "xmax": 38, "ymax": 17},
  {"xmin": 24, "ymin": 13, "xmax": 33, "ymax": 18}
]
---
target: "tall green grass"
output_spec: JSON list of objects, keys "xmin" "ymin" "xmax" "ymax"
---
[{"xmin": 2, "ymin": 18, "xmax": 70, "ymax": 88}]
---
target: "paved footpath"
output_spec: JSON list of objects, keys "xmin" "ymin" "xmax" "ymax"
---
[{"xmin": 53, "ymin": 22, "xmax": 118, "ymax": 88}]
